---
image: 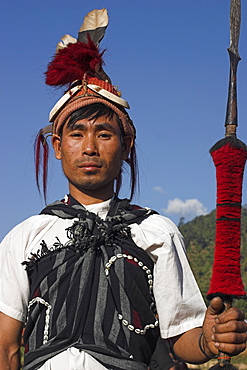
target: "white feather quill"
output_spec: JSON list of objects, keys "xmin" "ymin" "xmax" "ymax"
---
[
  {"xmin": 55, "ymin": 9, "xmax": 109, "ymax": 52},
  {"xmin": 79, "ymin": 9, "xmax": 108, "ymax": 32},
  {"xmin": 78, "ymin": 8, "xmax": 109, "ymax": 45}
]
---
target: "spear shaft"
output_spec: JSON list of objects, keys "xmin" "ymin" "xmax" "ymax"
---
[
  {"xmin": 207, "ymin": 1, "xmax": 247, "ymax": 369},
  {"xmin": 225, "ymin": 0, "xmax": 241, "ymax": 133}
]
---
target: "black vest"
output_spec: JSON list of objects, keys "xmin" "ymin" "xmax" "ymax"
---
[{"xmin": 23, "ymin": 196, "xmax": 160, "ymax": 370}]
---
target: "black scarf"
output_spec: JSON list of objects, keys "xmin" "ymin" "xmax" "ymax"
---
[{"xmin": 23, "ymin": 196, "xmax": 159, "ymax": 370}]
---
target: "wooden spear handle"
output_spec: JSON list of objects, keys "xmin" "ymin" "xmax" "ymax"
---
[{"xmin": 225, "ymin": 0, "xmax": 241, "ymax": 136}]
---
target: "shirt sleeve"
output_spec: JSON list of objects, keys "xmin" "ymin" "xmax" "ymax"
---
[
  {"xmin": 0, "ymin": 215, "xmax": 61, "ymax": 323},
  {"xmin": 130, "ymin": 213, "xmax": 206, "ymax": 339},
  {"xmin": 0, "ymin": 223, "xmax": 30, "ymax": 322}
]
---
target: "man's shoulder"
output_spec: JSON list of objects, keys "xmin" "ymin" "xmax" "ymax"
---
[
  {"xmin": 12, "ymin": 213, "xmax": 57, "ymax": 228},
  {"xmin": 1, "ymin": 214, "xmax": 60, "ymax": 244},
  {"xmin": 138, "ymin": 210, "xmax": 181, "ymax": 235}
]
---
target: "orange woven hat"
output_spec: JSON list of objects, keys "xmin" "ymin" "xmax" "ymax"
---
[{"xmin": 50, "ymin": 77, "xmax": 135, "ymax": 139}]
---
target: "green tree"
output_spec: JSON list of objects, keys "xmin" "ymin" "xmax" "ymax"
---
[{"xmin": 179, "ymin": 209, "xmax": 247, "ymax": 311}]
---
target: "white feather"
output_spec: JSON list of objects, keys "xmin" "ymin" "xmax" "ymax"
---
[
  {"xmin": 56, "ymin": 34, "xmax": 77, "ymax": 52},
  {"xmin": 79, "ymin": 9, "xmax": 108, "ymax": 32}
]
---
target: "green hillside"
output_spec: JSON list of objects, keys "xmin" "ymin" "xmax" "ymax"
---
[{"xmin": 179, "ymin": 206, "xmax": 247, "ymax": 311}]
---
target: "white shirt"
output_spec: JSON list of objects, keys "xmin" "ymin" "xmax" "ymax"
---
[{"xmin": 0, "ymin": 198, "xmax": 206, "ymax": 369}]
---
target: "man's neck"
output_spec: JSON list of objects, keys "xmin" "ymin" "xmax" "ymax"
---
[{"xmin": 69, "ymin": 184, "xmax": 114, "ymax": 205}]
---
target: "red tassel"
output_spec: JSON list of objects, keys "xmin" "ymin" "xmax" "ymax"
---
[
  {"xmin": 35, "ymin": 133, "xmax": 42, "ymax": 192},
  {"xmin": 42, "ymin": 141, "xmax": 49, "ymax": 201},
  {"xmin": 207, "ymin": 141, "xmax": 247, "ymax": 299},
  {"xmin": 34, "ymin": 132, "xmax": 49, "ymax": 202},
  {"xmin": 126, "ymin": 145, "xmax": 138, "ymax": 201}
]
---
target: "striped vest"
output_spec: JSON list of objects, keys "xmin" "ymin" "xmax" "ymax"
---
[{"xmin": 23, "ymin": 196, "xmax": 160, "ymax": 369}]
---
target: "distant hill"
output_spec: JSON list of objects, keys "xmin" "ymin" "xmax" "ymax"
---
[{"xmin": 179, "ymin": 206, "xmax": 247, "ymax": 310}]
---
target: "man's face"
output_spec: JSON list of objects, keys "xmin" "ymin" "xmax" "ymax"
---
[{"xmin": 52, "ymin": 113, "xmax": 132, "ymax": 202}]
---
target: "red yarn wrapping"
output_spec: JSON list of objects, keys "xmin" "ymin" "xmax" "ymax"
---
[
  {"xmin": 45, "ymin": 38, "xmax": 104, "ymax": 86},
  {"xmin": 35, "ymin": 132, "xmax": 49, "ymax": 202},
  {"xmin": 207, "ymin": 141, "xmax": 247, "ymax": 299}
]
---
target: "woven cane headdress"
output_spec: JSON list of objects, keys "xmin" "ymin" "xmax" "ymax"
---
[{"xmin": 35, "ymin": 9, "xmax": 137, "ymax": 200}]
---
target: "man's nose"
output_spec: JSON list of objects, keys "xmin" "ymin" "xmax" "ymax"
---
[{"xmin": 82, "ymin": 136, "xmax": 98, "ymax": 156}]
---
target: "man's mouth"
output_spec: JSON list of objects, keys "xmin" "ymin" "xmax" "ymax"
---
[{"xmin": 79, "ymin": 162, "xmax": 102, "ymax": 170}]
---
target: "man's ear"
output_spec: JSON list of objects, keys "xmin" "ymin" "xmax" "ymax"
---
[
  {"xmin": 52, "ymin": 134, "xmax": 62, "ymax": 160},
  {"xmin": 122, "ymin": 135, "xmax": 133, "ymax": 161}
]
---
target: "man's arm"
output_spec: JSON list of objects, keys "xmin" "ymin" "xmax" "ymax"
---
[
  {"xmin": 0, "ymin": 312, "xmax": 23, "ymax": 370},
  {"xmin": 171, "ymin": 297, "xmax": 247, "ymax": 364}
]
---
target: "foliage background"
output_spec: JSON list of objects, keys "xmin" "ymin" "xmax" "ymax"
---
[{"xmin": 179, "ymin": 206, "xmax": 247, "ymax": 312}]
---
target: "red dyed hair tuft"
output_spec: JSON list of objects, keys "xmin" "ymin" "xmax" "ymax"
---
[
  {"xmin": 45, "ymin": 38, "xmax": 104, "ymax": 86},
  {"xmin": 35, "ymin": 131, "xmax": 49, "ymax": 202}
]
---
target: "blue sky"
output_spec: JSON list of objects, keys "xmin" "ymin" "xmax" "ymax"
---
[{"xmin": 1, "ymin": 0, "xmax": 247, "ymax": 240}]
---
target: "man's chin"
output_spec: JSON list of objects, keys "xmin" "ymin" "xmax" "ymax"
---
[{"xmin": 71, "ymin": 180, "xmax": 115, "ymax": 193}]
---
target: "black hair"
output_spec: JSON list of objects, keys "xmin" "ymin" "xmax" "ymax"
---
[{"xmin": 62, "ymin": 103, "xmax": 124, "ymax": 142}]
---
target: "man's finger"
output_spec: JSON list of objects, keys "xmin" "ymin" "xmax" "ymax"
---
[
  {"xmin": 212, "ymin": 331, "xmax": 247, "ymax": 344},
  {"xmin": 216, "ymin": 308, "xmax": 246, "ymax": 324}
]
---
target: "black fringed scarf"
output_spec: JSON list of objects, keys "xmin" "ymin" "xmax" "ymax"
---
[{"xmin": 23, "ymin": 196, "xmax": 160, "ymax": 370}]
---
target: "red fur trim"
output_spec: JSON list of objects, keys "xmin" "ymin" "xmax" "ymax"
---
[
  {"xmin": 207, "ymin": 143, "xmax": 247, "ymax": 298},
  {"xmin": 45, "ymin": 38, "xmax": 104, "ymax": 86}
]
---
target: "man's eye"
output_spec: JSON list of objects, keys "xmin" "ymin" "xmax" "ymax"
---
[
  {"xmin": 99, "ymin": 133, "xmax": 111, "ymax": 138},
  {"xmin": 71, "ymin": 133, "xmax": 82, "ymax": 137}
]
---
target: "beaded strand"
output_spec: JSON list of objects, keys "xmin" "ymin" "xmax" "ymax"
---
[
  {"xmin": 105, "ymin": 253, "xmax": 158, "ymax": 335},
  {"xmin": 27, "ymin": 297, "xmax": 52, "ymax": 344}
]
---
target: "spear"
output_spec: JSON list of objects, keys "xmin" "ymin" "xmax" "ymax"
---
[{"xmin": 206, "ymin": 1, "xmax": 247, "ymax": 369}]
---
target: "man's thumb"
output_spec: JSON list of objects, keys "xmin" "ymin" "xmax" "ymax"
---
[{"xmin": 207, "ymin": 297, "xmax": 225, "ymax": 316}]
